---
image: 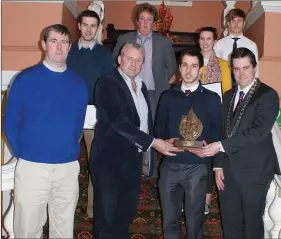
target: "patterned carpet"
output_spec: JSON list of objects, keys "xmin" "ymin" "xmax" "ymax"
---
[{"xmin": 74, "ymin": 137, "xmax": 223, "ymax": 239}]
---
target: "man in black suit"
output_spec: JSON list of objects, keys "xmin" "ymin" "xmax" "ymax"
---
[
  {"xmin": 91, "ymin": 43, "xmax": 181, "ymax": 239},
  {"xmin": 190, "ymin": 47, "xmax": 280, "ymax": 239}
]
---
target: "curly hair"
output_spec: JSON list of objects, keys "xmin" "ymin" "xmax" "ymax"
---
[{"xmin": 134, "ymin": 3, "xmax": 159, "ymax": 22}]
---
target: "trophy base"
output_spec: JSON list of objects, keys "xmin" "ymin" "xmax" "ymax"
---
[{"xmin": 174, "ymin": 140, "xmax": 203, "ymax": 151}]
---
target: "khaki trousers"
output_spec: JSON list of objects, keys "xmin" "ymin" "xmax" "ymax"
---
[
  {"xmin": 14, "ymin": 159, "xmax": 80, "ymax": 238},
  {"xmin": 83, "ymin": 129, "xmax": 95, "ymax": 218}
]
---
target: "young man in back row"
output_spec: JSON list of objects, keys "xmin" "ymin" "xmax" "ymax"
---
[
  {"xmin": 214, "ymin": 8, "xmax": 259, "ymax": 82},
  {"xmin": 67, "ymin": 10, "xmax": 114, "ymax": 219}
]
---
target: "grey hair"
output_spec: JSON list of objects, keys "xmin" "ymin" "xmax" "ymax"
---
[{"xmin": 120, "ymin": 43, "xmax": 145, "ymax": 62}]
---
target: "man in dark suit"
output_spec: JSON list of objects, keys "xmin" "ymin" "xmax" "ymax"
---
[
  {"xmin": 91, "ymin": 43, "xmax": 181, "ymax": 239},
  {"xmin": 112, "ymin": 3, "xmax": 177, "ymax": 182},
  {"xmin": 190, "ymin": 47, "xmax": 280, "ymax": 239}
]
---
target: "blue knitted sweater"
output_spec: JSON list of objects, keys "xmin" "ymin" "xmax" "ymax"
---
[
  {"xmin": 4, "ymin": 63, "xmax": 88, "ymax": 164},
  {"xmin": 67, "ymin": 43, "xmax": 114, "ymax": 104}
]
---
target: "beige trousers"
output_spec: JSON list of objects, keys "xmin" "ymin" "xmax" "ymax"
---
[
  {"xmin": 14, "ymin": 159, "xmax": 80, "ymax": 238},
  {"xmin": 83, "ymin": 129, "xmax": 95, "ymax": 218}
]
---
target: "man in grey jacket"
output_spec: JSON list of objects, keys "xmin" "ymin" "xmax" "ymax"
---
[{"xmin": 112, "ymin": 2, "xmax": 177, "ymax": 120}]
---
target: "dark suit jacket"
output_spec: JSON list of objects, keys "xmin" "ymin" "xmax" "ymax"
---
[
  {"xmin": 91, "ymin": 69, "xmax": 155, "ymax": 176},
  {"xmin": 214, "ymin": 79, "xmax": 280, "ymax": 184},
  {"xmin": 112, "ymin": 31, "xmax": 177, "ymax": 101}
]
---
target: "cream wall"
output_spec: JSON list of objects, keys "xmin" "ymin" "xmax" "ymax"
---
[{"xmin": 2, "ymin": 2, "xmax": 77, "ymax": 71}]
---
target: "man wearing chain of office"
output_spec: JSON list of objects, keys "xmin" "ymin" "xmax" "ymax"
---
[{"xmin": 190, "ymin": 47, "xmax": 280, "ymax": 239}]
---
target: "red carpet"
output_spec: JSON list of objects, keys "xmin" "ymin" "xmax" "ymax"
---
[{"xmin": 74, "ymin": 137, "xmax": 223, "ymax": 239}]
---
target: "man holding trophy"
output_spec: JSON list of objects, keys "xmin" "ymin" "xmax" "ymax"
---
[{"xmin": 154, "ymin": 49, "xmax": 223, "ymax": 239}]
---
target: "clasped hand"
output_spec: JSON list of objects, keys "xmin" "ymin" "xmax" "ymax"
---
[{"xmin": 188, "ymin": 141, "xmax": 220, "ymax": 158}]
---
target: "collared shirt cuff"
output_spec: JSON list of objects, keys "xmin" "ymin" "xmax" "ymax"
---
[
  {"xmin": 219, "ymin": 141, "xmax": 225, "ymax": 152},
  {"xmin": 147, "ymin": 138, "xmax": 155, "ymax": 151},
  {"xmin": 213, "ymin": 167, "xmax": 222, "ymax": 171}
]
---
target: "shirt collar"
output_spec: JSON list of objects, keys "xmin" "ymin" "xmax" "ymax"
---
[
  {"xmin": 181, "ymin": 82, "xmax": 200, "ymax": 93},
  {"xmin": 237, "ymin": 78, "xmax": 256, "ymax": 95},
  {"xmin": 43, "ymin": 60, "xmax": 66, "ymax": 73},
  {"xmin": 229, "ymin": 33, "xmax": 243, "ymax": 39},
  {"xmin": 78, "ymin": 38, "xmax": 96, "ymax": 50},
  {"xmin": 137, "ymin": 31, "xmax": 152, "ymax": 40},
  {"xmin": 118, "ymin": 68, "xmax": 143, "ymax": 88}
]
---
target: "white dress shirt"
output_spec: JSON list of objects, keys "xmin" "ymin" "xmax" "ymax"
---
[
  {"xmin": 118, "ymin": 68, "xmax": 154, "ymax": 151},
  {"xmin": 214, "ymin": 34, "xmax": 259, "ymax": 77},
  {"xmin": 233, "ymin": 80, "xmax": 255, "ymax": 110}
]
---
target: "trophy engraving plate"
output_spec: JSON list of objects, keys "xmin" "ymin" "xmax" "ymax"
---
[{"xmin": 174, "ymin": 107, "xmax": 203, "ymax": 150}]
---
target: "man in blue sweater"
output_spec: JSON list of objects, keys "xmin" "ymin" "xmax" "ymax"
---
[
  {"xmin": 155, "ymin": 49, "xmax": 223, "ymax": 239},
  {"xmin": 4, "ymin": 24, "xmax": 88, "ymax": 238},
  {"xmin": 67, "ymin": 10, "xmax": 114, "ymax": 219}
]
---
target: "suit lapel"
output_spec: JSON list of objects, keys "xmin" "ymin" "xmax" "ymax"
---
[
  {"xmin": 152, "ymin": 32, "xmax": 157, "ymax": 75},
  {"xmin": 231, "ymin": 79, "xmax": 261, "ymax": 123},
  {"xmin": 226, "ymin": 79, "xmax": 261, "ymax": 137},
  {"xmin": 132, "ymin": 31, "xmax": 138, "ymax": 44},
  {"xmin": 224, "ymin": 88, "xmax": 237, "ymax": 136}
]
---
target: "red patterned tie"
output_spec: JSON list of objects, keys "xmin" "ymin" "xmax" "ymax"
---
[
  {"xmin": 233, "ymin": 91, "xmax": 245, "ymax": 116},
  {"xmin": 185, "ymin": 90, "xmax": 191, "ymax": 95}
]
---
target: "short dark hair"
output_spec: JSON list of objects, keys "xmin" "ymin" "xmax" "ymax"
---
[
  {"xmin": 77, "ymin": 10, "xmax": 101, "ymax": 26},
  {"xmin": 225, "ymin": 8, "xmax": 246, "ymax": 24},
  {"xmin": 198, "ymin": 27, "xmax": 218, "ymax": 41},
  {"xmin": 230, "ymin": 47, "xmax": 257, "ymax": 68},
  {"xmin": 134, "ymin": 3, "xmax": 159, "ymax": 22},
  {"xmin": 179, "ymin": 49, "xmax": 204, "ymax": 69},
  {"xmin": 43, "ymin": 24, "xmax": 71, "ymax": 42}
]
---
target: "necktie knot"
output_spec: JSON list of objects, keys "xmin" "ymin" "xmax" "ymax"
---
[
  {"xmin": 185, "ymin": 89, "xmax": 191, "ymax": 95},
  {"xmin": 232, "ymin": 37, "xmax": 240, "ymax": 42}
]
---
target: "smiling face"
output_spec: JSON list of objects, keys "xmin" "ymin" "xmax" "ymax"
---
[
  {"xmin": 199, "ymin": 30, "xmax": 216, "ymax": 54},
  {"xmin": 179, "ymin": 54, "xmax": 200, "ymax": 87},
  {"xmin": 78, "ymin": 16, "xmax": 99, "ymax": 42},
  {"xmin": 41, "ymin": 30, "xmax": 71, "ymax": 66},
  {"xmin": 136, "ymin": 11, "xmax": 155, "ymax": 37},
  {"xmin": 118, "ymin": 46, "xmax": 144, "ymax": 79},
  {"xmin": 232, "ymin": 56, "xmax": 256, "ymax": 89}
]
